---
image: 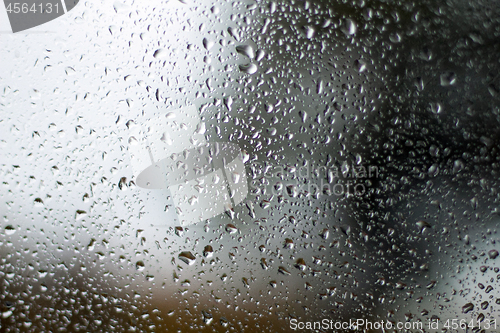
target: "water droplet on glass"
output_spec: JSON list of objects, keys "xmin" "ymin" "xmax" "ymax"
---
[
  {"xmin": 202, "ymin": 310, "xmax": 213, "ymax": 325},
  {"xmin": 278, "ymin": 266, "xmax": 291, "ymax": 275},
  {"xmin": 284, "ymin": 238, "xmax": 294, "ymax": 249},
  {"xmin": 462, "ymin": 303, "xmax": 474, "ymax": 314},
  {"xmin": 239, "ymin": 63, "xmax": 258, "ymax": 75},
  {"xmin": 236, "ymin": 45, "xmax": 255, "ymax": 59},
  {"xmin": 203, "ymin": 245, "xmax": 213, "ymax": 258},
  {"xmin": 175, "ymin": 227, "xmax": 184, "ymax": 237},
  {"xmin": 136, "ymin": 261, "xmax": 145, "ymax": 271},
  {"xmin": 488, "ymin": 250, "xmax": 499, "ymax": 259},
  {"xmin": 295, "ymin": 258, "xmax": 306, "ymax": 271},
  {"xmin": 440, "ymin": 71, "xmax": 456, "ymax": 86},
  {"xmin": 34, "ymin": 198, "xmax": 44, "ymax": 207},
  {"xmin": 255, "ymin": 49, "xmax": 266, "ymax": 61},
  {"xmin": 286, "ymin": 185, "xmax": 299, "ymax": 197},
  {"xmin": 225, "ymin": 224, "xmax": 238, "ymax": 234},
  {"xmin": 202, "ymin": 38, "xmax": 214, "ymax": 50},
  {"xmin": 342, "ymin": 19, "xmax": 357, "ymax": 35},
  {"xmin": 302, "ymin": 25, "xmax": 316, "ymax": 39},
  {"xmin": 153, "ymin": 49, "xmax": 167, "ymax": 59},
  {"xmin": 178, "ymin": 251, "xmax": 196, "ymax": 265}
]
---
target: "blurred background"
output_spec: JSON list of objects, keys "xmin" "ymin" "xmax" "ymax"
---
[{"xmin": 1, "ymin": 0, "xmax": 500, "ymax": 331}]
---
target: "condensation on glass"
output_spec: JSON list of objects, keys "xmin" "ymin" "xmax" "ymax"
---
[{"xmin": 1, "ymin": 0, "xmax": 499, "ymax": 332}]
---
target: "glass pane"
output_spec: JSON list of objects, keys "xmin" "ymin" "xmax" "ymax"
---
[{"xmin": 1, "ymin": 0, "xmax": 499, "ymax": 331}]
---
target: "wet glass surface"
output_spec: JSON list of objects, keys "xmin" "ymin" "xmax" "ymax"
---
[{"xmin": 1, "ymin": 0, "xmax": 500, "ymax": 332}]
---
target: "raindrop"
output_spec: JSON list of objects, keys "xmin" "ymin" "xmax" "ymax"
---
[
  {"xmin": 202, "ymin": 310, "xmax": 213, "ymax": 325},
  {"xmin": 488, "ymin": 250, "xmax": 499, "ymax": 259},
  {"xmin": 241, "ymin": 150, "xmax": 250, "ymax": 163},
  {"xmin": 255, "ymin": 49, "xmax": 266, "ymax": 61},
  {"xmin": 65, "ymin": 67, "xmax": 76, "ymax": 75},
  {"xmin": 75, "ymin": 210, "xmax": 87, "ymax": 220},
  {"xmin": 236, "ymin": 45, "xmax": 255, "ymax": 59},
  {"xmin": 286, "ymin": 185, "xmax": 299, "ymax": 197},
  {"xmin": 4, "ymin": 226, "xmax": 16, "ymax": 235},
  {"xmin": 225, "ymin": 224, "xmax": 238, "ymax": 234},
  {"xmin": 260, "ymin": 200, "xmax": 270, "ymax": 209},
  {"xmin": 227, "ymin": 27, "xmax": 240, "ymax": 41},
  {"xmin": 224, "ymin": 96, "xmax": 233, "ymax": 111},
  {"xmin": 342, "ymin": 19, "xmax": 357, "ymax": 36},
  {"xmin": 232, "ymin": 172, "xmax": 241, "ymax": 184},
  {"xmin": 202, "ymin": 38, "xmax": 214, "ymax": 50},
  {"xmin": 440, "ymin": 72, "xmax": 456, "ymax": 86},
  {"xmin": 178, "ymin": 251, "xmax": 196, "ymax": 265},
  {"xmin": 153, "ymin": 49, "xmax": 167, "ymax": 59},
  {"xmin": 136, "ymin": 261, "xmax": 145, "ymax": 271},
  {"xmin": 284, "ymin": 238, "xmax": 294, "ymax": 249},
  {"xmin": 295, "ymin": 258, "xmax": 306, "ymax": 271},
  {"xmin": 34, "ymin": 198, "xmax": 44, "ymax": 207},
  {"xmin": 462, "ymin": 303, "xmax": 474, "ymax": 314},
  {"xmin": 2, "ymin": 310, "xmax": 13, "ymax": 319},
  {"xmin": 175, "ymin": 227, "xmax": 184, "ymax": 237},
  {"xmin": 416, "ymin": 220, "xmax": 431, "ymax": 233},
  {"xmin": 320, "ymin": 228, "xmax": 330, "ymax": 239},
  {"xmin": 429, "ymin": 102, "xmax": 443, "ymax": 114},
  {"xmin": 278, "ymin": 266, "xmax": 291, "ymax": 275},
  {"xmin": 118, "ymin": 177, "xmax": 127, "ymax": 191},
  {"xmin": 302, "ymin": 25, "xmax": 316, "ymax": 39},
  {"xmin": 203, "ymin": 245, "xmax": 213, "ymax": 258},
  {"xmin": 239, "ymin": 63, "xmax": 258, "ymax": 75}
]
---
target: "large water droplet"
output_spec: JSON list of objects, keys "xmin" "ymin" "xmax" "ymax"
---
[
  {"xmin": 462, "ymin": 303, "xmax": 474, "ymax": 314},
  {"xmin": 488, "ymin": 249, "xmax": 499, "ymax": 259},
  {"xmin": 236, "ymin": 45, "xmax": 254, "ymax": 59},
  {"xmin": 178, "ymin": 251, "xmax": 196, "ymax": 265},
  {"xmin": 202, "ymin": 38, "xmax": 214, "ymax": 50},
  {"xmin": 4, "ymin": 225, "xmax": 16, "ymax": 235},
  {"xmin": 203, "ymin": 245, "xmax": 213, "ymax": 258},
  {"xmin": 342, "ymin": 19, "xmax": 357, "ymax": 35},
  {"xmin": 136, "ymin": 261, "xmax": 145, "ymax": 271},
  {"xmin": 239, "ymin": 63, "xmax": 258, "ymax": 75},
  {"xmin": 153, "ymin": 49, "xmax": 167, "ymax": 59}
]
